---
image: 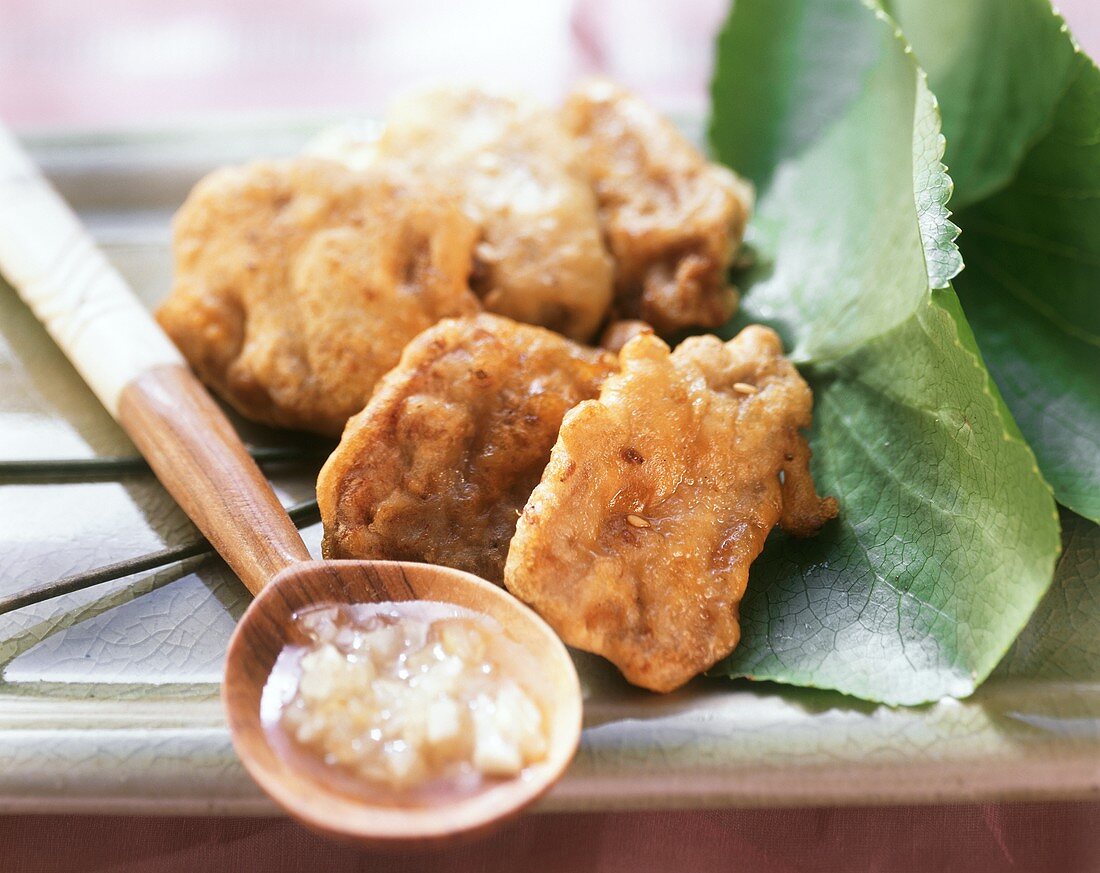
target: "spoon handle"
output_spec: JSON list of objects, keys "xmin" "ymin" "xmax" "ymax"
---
[{"xmin": 0, "ymin": 125, "xmax": 311, "ymax": 596}]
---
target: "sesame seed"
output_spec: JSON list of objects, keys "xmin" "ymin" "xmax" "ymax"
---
[
  {"xmin": 733, "ymin": 382, "xmax": 758, "ymax": 395},
  {"xmin": 626, "ymin": 514, "xmax": 651, "ymax": 528}
]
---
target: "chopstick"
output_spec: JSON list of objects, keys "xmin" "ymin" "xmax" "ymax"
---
[
  {"xmin": 0, "ymin": 444, "xmax": 330, "ymax": 481},
  {"xmin": 0, "ymin": 498, "xmax": 321, "ymax": 616}
]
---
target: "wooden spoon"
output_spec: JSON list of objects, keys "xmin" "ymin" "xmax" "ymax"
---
[{"xmin": 0, "ymin": 126, "xmax": 581, "ymax": 846}]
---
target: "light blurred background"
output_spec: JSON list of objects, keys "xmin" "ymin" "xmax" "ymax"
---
[
  {"xmin": 0, "ymin": 0, "xmax": 727, "ymax": 128},
  {"xmin": 3, "ymin": 0, "xmax": 1095, "ymax": 131}
]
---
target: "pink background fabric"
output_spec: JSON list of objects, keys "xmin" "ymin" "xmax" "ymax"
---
[
  {"xmin": 0, "ymin": 0, "xmax": 730, "ymax": 128},
  {"xmin": 2, "ymin": 1, "xmax": 1099, "ymax": 870},
  {"xmin": 1, "ymin": 0, "xmax": 1095, "ymax": 130},
  {"xmin": 5, "ymin": 805, "xmax": 1100, "ymax": 873}
]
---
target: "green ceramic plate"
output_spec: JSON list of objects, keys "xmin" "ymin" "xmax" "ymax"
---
[{"xmin": 1, "ymin": 125, "xmax": 1097, "ymax": 815}]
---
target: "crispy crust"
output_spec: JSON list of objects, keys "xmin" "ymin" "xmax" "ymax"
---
[
  {"xmin": 562, "ymin": 80, "xmax": 753, "ymax": 335},
  {"xmin": 318, "ymin": 313, "xmax": 616, "ymax": 583},
  {"xmin": 504, "ymin": 326, "xmax": 837, "ymax": 692},
  {"xmin": 157, "ymin": 158, "xmax": 479, "ymax": 435},
  {"xmin": 599, "ymin": 319, "xmax": 654, "ymax": 353},
  {"xmin": 373, "ymin": 88, "xmax": 615, "ymax": 342}
]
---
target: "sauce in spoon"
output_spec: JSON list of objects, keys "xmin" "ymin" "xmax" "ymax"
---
[{"xmin": 261, "ymin": 600, "xmax": 550, "ymax": 807}]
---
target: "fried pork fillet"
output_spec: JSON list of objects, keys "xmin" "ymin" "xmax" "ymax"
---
[
  {"xmin": 157, "ymin": 158, "xmax": 480, "ymax": 435},
  {"xmin": 562, "ymin": 80, "xmax": 753, "ymax": 335},
  {"xmin": 318, "ymin": 313, "xmax": 616, "ymax": 583},
  {"xmin": 505, "ymin": 326, "xmax": 837, "ymax": 692}
]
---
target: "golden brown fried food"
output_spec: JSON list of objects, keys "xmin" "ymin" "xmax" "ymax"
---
[
  {"xmin": 372, "ymin": 88, "xmax": 615, "ymax": 341},
  {"xmin": 599, "ymin": 319, "xmax": 653, "ymax": 354},
  {"xmin": 504, "ymin": 326, "xmax": 837, "ymax": 692},
  {"xmin": 318, "ymin": 313, "xmax": 616, "ymax": 584},
  {"xmin": 157, "ymin": 158, "xmax": 480, "ymax": 435},
  {"xmin": 562, "ymin": 80, "xmax": 754, "ymax": 335}
]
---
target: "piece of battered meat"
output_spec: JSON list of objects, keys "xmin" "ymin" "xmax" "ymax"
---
[
  {"xmin": 157, "ymin": 158, "xmax": 479, "ymax": 435},
  {"xmin": 318, "ymin": 314, "xmax": 616, "ymax": 584},
  {"xmin": 504, "ymin": 326, "xmax": 837, "ymax": 692},
  {"xmin": 371, "ymin": 88, "xmax": 615, "ymax": 342},
  {"xmin": 562, "ymin": 80, "xmax": 754, "ymax": 336},
  {"xmin": 599, "ymin": 319, "xmax": 653, "ymax": 354}
]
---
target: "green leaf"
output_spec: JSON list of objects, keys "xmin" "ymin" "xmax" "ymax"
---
[
  {"xmin": 720, "ymin": 289, "xmax": 1059, "ymax": 704},
  {"xmin": 709, "ymin": 0, "xmax": 1060, "ymax": 703},
  {"xmin": 710, "ymin": 0, "xmax": 887, "ymax": 197},
  {"xmin": 886, "ymin": 0, "xmax": 1100, "ymax": 522},
  {"xmin": 883, "ymin": 0, "xmax": 1079, "ymax": 211},
  {"xmin": 713, "ymin": 0, "xmax": 961, "ymax": 363},
  {"xmin": 996, "ymin": 511, "xmax": 1100, "ymax": 681}
]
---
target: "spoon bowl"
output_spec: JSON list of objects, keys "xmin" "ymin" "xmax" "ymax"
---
[{"xmin": 223, "ymin": 559, "xmax": 582, "ymax": 848}]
